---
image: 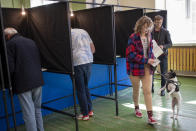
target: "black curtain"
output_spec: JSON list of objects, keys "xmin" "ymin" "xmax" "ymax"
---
[
  {"xmin": 0, "ymin": 8, "xmax": 11, "ymax": 88},
  {"xmin": 28, "ymin": 2, "xmax": 73, "ymax": 74},
  {"xmin": 115, "ymin": 9, "xmax": 143, "ymax": 58},
  {"xmin": 146, "ymin": 10, "xmax": 167, "ymax": 28},
  {"xmin": 0, "ymin": 11, "xmax": 4, "ymax": 89},
  {"xmin": 2, "ymin": 8, "xmax": 28, "ymax": 37},
  {"xmin": 72, "ymin": 6, "xmax": 115, "ymax": 65}
]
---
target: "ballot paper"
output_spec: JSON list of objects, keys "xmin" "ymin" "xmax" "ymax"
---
[
  {"xmin": 152, "ymin": 40, "xmax": 163, "ymax": 58},
  {"xmin": 151, "ymin": 40, "xmax": 163, "ymax": 67},
  {"xmin": 151, "ymin": 59, "xmax": 160, "ymax": 67},
  {"xmin": 41, "ymin": 68, "xmax": 47, "ymax": 71}
]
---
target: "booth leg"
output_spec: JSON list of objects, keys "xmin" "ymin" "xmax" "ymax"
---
[
  {"xmin": 0, "ymin": 56, "xmax": 11, "ymax": 131},
  {"xmin": 2, "ymin": 89, "xmax": 10, "ymax": 131},
  {"xmin": 9, "ymin": 88, "xmax": 17, "ymax": 131},
  {"xmin": 114, "ymin": 64, "xmax": 118, "ymax": 116},
  {"xmin": 71, "ymin": 75, "xmax": 79, "ymax": 131}
]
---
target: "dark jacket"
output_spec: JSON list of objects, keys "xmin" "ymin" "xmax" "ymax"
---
[
  {"xmin": 151, "ymin": 27, "xmax": 172, "ymax": 56},
  {"xmin": 6, "ymin": 34, "xmax": 44, "ymax": 94}
]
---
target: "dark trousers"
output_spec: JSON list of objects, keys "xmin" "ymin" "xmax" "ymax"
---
[
  {"xmin": 152, "ymin": 55, "xmax": 168, "ymax": 90},
  {"xmin": 159, "ymin": 55, "xmax": 168, "ymax": 88},
  {"xmin": 74, "ymin": 63, "xmax": 92, "ymax": 116}
]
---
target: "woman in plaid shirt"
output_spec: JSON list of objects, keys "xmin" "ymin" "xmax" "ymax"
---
[{"xmin": 126, "ymin": 16, "xmax": 157, "ymax": 124}]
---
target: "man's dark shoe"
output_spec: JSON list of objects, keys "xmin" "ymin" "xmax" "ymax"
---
[
  {"xmin": 161, "ymin": 90, "xmax": 165, "ymax": 96},
  {"xmin": 152, "ymin": 88, "xmax": 154, "ymax": 93}
]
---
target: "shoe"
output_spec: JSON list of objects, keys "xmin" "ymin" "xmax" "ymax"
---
[
  {"xmin": 161, "ymin": 91, "xmax": 165, "ymax": 96},
  {"xmin": 135, "ymin": 109, "xmax": 143, "ymax": 118},
  {"xmin": 148, "ymin": 117, "xmax": 157, "ymax": 125},
  {"xmin": 152, "ymin": 88, "xmax": 154, "ymax": 93},
  {"xmin": 77, "ymin": 114, "xmax": 83, "ymax": 120},
  {"xmin": 89, "ymin": 111, "xmax": 94, "ymax": 117},
  {"xmin": 82, "ymin": 115, "xmax": 89, "ymax": 121}
]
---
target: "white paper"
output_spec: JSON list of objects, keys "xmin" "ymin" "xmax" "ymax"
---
[
  {"xmin": 151, "ymin": 59, "xmax": 160, "ymax": 67},
  {"xmin": 152, "ymin": 40, "xmax": 163, "ymax": 58},
  {"xmin": 41, "ymin": 68, "xmax": 47, "ymax": 72}
]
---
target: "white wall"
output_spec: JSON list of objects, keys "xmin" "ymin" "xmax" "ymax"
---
[
  {"xmin": 30, "ymin": 0, "xmax": 57, "ymax": 7},
  {"xmin": 155, "ymin": 0, "xmax": 166, "ymax": 10},
  {"xmin": 86, "ymin": 0, "xmax": 118, "ymax": 9},
  {"xmin": 86, "ymin": 0, "xmax": 155, "ymax": 11},
  {"xmin": 30, "ymin": 0, "xmax": 43, "ymax": 7},
  {"xmin": 119, "ymin": 0, "xmax": 155, "ymax": 10}
]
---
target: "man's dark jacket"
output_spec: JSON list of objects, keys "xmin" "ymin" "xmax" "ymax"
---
[
  {"xmin": 151, "ymin": 27, "xmax": 172, "ymax": 56},
  {"xmin": 6, "ymin": 34, "xmax": 44, "ymax": 94}
]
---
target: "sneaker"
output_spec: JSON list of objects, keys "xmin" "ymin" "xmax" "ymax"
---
[
  {"xmin": 89, "ymin": 111, "xmax": 94, "ymax": 117},
  {"xmin": 135, "ymin": 109, "xmax": 143, "ymax": 118},
  {"xmin": 77, "ymin": 114, "xmax": 83, "ymax": 120},
  {"xmin": 82, "ymin": 115, "xmax": 89, "ymax": 121},
  {"xmin": 148, "ymin": 117, "xmax": 157, "ymax": 124}
]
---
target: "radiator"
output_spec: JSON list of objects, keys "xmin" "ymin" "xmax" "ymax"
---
[{"xmin": 168, "ymin": 47, "xmax": 196, "ymax": 73}]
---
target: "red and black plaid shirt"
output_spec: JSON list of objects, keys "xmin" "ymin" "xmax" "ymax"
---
[{"xmin": 126, "ymin": 33, "xmax": 155, "ymax": 76}]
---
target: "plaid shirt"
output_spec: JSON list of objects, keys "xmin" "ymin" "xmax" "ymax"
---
[{"xmin": 126, "ymin": 33, "xmax": 155, "ymax": 76}]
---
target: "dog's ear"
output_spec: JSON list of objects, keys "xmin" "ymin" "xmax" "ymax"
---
[
  {"xmin": 170, "ymin": 69, "xmax": 173, "ymax": 73},
  {"xmin": 173, "ymin": 72, "xmax": 176, "ymax": 77},
  {"xmin": 171, "ymin": 70, "xmax": 176, "ymax": 77}
]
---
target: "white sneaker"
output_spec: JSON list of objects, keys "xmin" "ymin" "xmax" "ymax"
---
[{"xmin": 77, "ymin": 114, "xmax": 83, "ymax": 120}]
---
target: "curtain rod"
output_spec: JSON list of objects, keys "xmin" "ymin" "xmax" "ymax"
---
[{"xmin": 48, "ymin": 0, "xmax": 166, "ymax": 11}]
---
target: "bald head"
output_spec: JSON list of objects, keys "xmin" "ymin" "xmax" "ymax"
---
[{"xmin": 4, "ymin": 27, "xmax": 18, "ymax": 40}]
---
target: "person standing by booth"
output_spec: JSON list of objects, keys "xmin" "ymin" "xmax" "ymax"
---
[
  {"xmin": 71, "ymin": 28, "xmax": 95, "ymax": 121},
  {"xmin": 126, "ymin": 16, "xmax": 157, "ymax": 124},
  {"xmin": 151, "ymin": 15, "xmax": 172, "ymax": 95},
  {"xmin": 4, "ymin": 27, "xmax": 44, "ymax": 131}
]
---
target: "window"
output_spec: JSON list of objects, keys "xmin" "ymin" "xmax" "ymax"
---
[{"xmin": 166, "ymin": 0, "xmax": 196, "ymax": 44}]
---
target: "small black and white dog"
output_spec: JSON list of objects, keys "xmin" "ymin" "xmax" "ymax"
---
[{"xmin": 158, "ymin": 70, "xmax": 182, "ymax": 120}]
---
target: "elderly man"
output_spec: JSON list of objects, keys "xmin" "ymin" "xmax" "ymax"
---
[{"xmin": 4, "ymin": 27, "xmax": 44, "ymax": 131}]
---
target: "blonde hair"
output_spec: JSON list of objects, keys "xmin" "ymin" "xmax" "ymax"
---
[
  {"xmin": 134, "ymin": 16, "xmax": 153, "ymax": 34},
  {"xmin": 4, "ymin": 27, "xmax": 18, "ymax": 37}
]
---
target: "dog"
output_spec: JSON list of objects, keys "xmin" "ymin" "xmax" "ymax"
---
[{"xmin": 158, "ymin": 70, "xmax": 182, "ymax": 120}]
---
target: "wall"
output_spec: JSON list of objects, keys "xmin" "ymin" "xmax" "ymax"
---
[
  {"xmin": 119, "ymin": 0, "xmax": 155, "ymax": 10},
  {"xmin": 71, "ymin": 0, "xmax": 86, "ymax": 11},
  {"xmin": 1, "ymin": 0, "xmax": 30, "ymax": 8},
  {"xmin": 30, "ymin": 0, "xmax": 86, "ymax": 10}
]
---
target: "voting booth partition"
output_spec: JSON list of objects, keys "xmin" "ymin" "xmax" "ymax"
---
[
  {"xmin": 0, "ymin": 6, "xmax": 18, "ymax": 131},
  {"xmin": 115, "ymin": 9, "xmax": 144, "ymax": 58},
  {"xmin": 71, "ymin": 5, "xmax": 120, "ymax": 116},
  {"xmin": 1, "ymin": 2, "xmax": 80, "ymax": 131}
]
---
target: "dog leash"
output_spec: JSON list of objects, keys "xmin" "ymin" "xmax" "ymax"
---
[{"xmin": 156, "ymin": 70, "xmax": 181, "ymax": 87}]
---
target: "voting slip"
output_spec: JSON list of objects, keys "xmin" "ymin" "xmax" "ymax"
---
[
  {"xmin": 151, "ymin": 59, "xmax": 160, "ymax": 67},
  {"xmin": 152, "ymin": 40, "xmax": 164, "ymax": 58}
]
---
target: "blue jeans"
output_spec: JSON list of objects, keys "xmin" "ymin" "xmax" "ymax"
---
[
  {"xmin": 74, "ymin": 63, "xmax": 92, "ymax": 116},
  {"xmin": 18, "ymin": 86, "xmax": 44, "ymax": 131}
]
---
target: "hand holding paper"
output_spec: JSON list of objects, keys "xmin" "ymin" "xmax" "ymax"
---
[
  {"xmin": 150, "ymin": 40, "xmax": 164, "ymax": 67},
  {"xmin": 151, "ymin": 59, "xmax": 160, "ymax": 67}
]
